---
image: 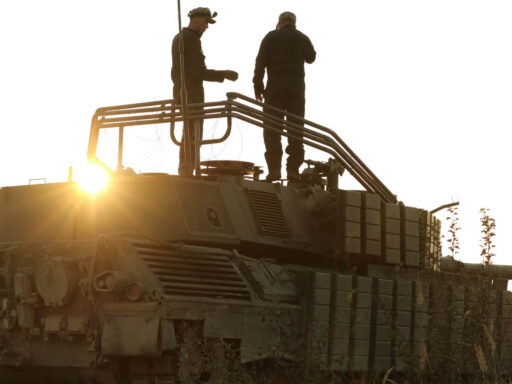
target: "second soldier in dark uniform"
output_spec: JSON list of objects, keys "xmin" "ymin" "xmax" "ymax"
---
[
  {"xmin": 171, "ymin": 7, "xmax": 238, "ymax": 175},
  {"xmin": 253, "ymin": 11, "xmax": 316, "ymax": 182}
]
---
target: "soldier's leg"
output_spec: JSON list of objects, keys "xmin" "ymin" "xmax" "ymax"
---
[
  {"xmin": 179, "ymin": 105, "xmax": 203, "ymax": 176},
  {"xmin": 178, "ymin": 123, "xmax": 191, "ymax": 176},
  {"xmin": 284, "ymin": 96, "xmax": 305, "ymax": 180},
  {"xmin": 189, "ymin": 107, "xmax": 204, "ymax": 170},
  {"xmin": 263, "ymin": 98, "xmax": 284, "ymax": 181}
]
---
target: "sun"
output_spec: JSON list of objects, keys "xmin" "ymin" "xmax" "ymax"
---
[{"xmin": 78, "ymin": 164, "xmax": 110, "ymax": 194}]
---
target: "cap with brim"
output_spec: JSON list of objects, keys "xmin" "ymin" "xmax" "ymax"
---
[
  {"xmin": 188, "ymin": 7, "xmax": 217, "ymax": 24},
  {"xmin": 278, "ymin": 11, "xmax": 296, "ymax": 24}
]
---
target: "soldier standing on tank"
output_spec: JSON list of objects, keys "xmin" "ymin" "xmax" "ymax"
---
[
  {"xmin": 171, "ymin": 7, "xmax": 238, "ymax": 176},
  {"xmin": 253, "ymin": 11, "xmax": 316, "ymax": 182}
]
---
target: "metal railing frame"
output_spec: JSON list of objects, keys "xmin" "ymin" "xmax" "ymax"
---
[{"xmin": 87, "ymin": 93, "xmax": 397, "ymax": 203}]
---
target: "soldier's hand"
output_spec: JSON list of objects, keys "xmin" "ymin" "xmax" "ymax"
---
[
  {"xmin": 254, "ymin": 91, "xmax": 263, "ymax": 102},
  {"xmin": 224, "ymin": 70, "xmax": 238, "ymax": 81}
]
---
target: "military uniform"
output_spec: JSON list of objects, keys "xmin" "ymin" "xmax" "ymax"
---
[
  {"xmin": 171, "ymin": 8, "xmax": 237, "ymax": 175},
  {"xmin": 171, "ymin": 27, "xmax": 226, "ymax": 104},
  {"xmin": 253, "ymin": 15, "xmax": 316, "ymax": 180}
]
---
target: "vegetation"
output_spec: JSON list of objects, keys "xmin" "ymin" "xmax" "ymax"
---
[
  {"xmin": 480, "ymin": 208, "xmax": 497, "ymax": 266},
  {"xmin": 445, "ymin": 205, "xmax": 460, "ymax": 259},
  {"xmin": 398, "ymin": 207, "xmax": 511, "ymax": 384}
]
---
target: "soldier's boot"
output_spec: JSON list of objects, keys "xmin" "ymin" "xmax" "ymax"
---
[
  {"xmin": 265, "ymin": 152, "xmax": 282, "ymax": 182},
  {"xmin": 286, "ymin": 140, "xmax": 304, "ymax": 182},
  {"xmin": 286, "ymin": 158, "xmax": 303, "ymax": 181},
  {"xmin": 286, "ymin": 167, "xmax": 299, "ymax": 182},
  {"xmin": 178, "ymin": 162, "xmax": 194, "ymax": 177}
]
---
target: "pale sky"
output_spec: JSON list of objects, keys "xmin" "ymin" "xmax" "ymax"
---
[{"xmin": 1, "ymin": 1, "xmax": 511, "ymax": 264}]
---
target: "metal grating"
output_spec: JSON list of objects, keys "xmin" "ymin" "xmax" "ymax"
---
[
  {"xmin": 128, "ymin": 240, "xmax": 251, "ymax": 300},
  {"xmin": 247, "ymin": 189, "xmax": 292, "ymax": 238}
]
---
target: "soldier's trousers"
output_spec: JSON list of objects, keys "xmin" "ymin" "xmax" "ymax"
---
[
  {"xmin": 179, "ymin": 104, "xmax": 203, "ymax": 176},
  {"xmin": 263, "ymin": 94, "xmax": 305, "ymax": 177}
]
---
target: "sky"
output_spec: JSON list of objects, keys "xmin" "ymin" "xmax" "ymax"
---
[{"xmin": 1, "ymin": 1, "xmax": 511, "ymax": 265}]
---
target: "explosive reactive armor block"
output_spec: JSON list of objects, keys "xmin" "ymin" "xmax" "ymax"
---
[
  {"xmin": 335, "ymin": 191, "xmax": 436, "ymax": 269},
  {"xmin": 308, "ymin": 269, "xmax": 512, "ymax": 375}
]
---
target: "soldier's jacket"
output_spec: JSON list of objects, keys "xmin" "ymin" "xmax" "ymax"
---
[
  {"xmin": 253, "ymin": 24, "xmax": 316, "ymax": 100},
  {"xmin": 171, "ymin": 27, "xmax": 225, "ymax": 104}
]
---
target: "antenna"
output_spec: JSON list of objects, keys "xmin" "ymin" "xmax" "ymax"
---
[{"xmin": 176, "ymin": 0, "xmax": 192, "ymax": 175}]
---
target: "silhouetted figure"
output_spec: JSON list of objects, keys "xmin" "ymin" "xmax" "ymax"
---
[
  {"xmin": 172, "ymin": 7, "xmax": 238, "ymax": 176},
  {"xmin": 253, "ymin": 11, "xmax": 316, "ymax": 182}
]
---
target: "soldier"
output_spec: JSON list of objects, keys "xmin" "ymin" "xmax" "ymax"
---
[
  {"xmin": 171, "ymin": 7, "xmax": 238, "ymax": 176},
  {"xmin": 253, "ymin": 11, "xmax": 316, "ymax": 182}
]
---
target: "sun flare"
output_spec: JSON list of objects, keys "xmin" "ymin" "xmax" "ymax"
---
[{"xmin": 78, "ymin": 164, "xmax": 110, "ymax": 194}]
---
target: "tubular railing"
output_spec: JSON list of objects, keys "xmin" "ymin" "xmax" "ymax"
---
[{"xmin": 87, "ymin": 93, "xmax": 397, "ymax": 203}]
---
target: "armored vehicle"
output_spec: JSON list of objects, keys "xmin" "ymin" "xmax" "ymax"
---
[{"xmin": 0, "ymin": 93, "xmax": 511, "ymax": 383}]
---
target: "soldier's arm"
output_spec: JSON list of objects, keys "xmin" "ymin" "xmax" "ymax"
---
[
  {"xmin": 252, "ymin": 36, "xmax": 268, "ymax": 97},
  {"xmin": 202, "ymin": 67, "xmax": 226, "ymax": 83},
  {"xmin": 304, "ymin": 35, "xmax": 316, "ymax": 64},
  {"xmin": 185, "ymin": 39, "xmax": 225, "ymax": 83}
]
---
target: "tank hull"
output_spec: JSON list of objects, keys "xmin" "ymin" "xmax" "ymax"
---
[{"xmin": 1, "ymin": 236, "xmax": 511, "ymax": 383}]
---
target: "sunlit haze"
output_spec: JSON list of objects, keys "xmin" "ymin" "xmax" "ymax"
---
[{"xmin": 1, "ymin": 1, "xmax": 511, "ymax": 264}]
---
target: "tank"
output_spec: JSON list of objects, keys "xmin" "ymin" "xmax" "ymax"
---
[{"xmin": 0, "ymin": 93, "xmax": 510, "ymax": 383}]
